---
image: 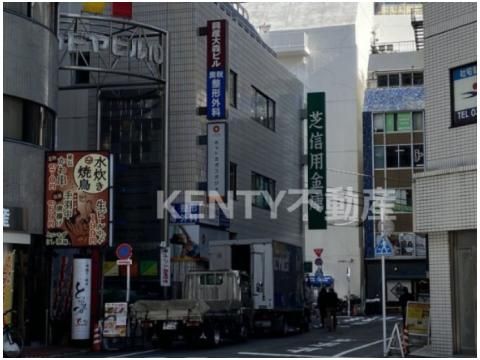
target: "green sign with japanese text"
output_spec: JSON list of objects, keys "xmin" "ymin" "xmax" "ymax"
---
[{"xmin": 307, "ymin": 93, "xmax": 326, "ymax": 229}]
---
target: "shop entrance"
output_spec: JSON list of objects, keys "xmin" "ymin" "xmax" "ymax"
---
[{"xmin": 452, "ymin": 230, "xmax": 476, "ymax": 355}]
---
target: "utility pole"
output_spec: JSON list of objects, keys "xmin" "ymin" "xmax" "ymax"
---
[{"xmin": 380, "ymin": 205, "xmax": 387, "ymax": 357}]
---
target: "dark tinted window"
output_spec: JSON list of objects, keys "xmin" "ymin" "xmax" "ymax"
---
[
  {"xmin": 413, "ymin": 72, "xmax": 423, "ymax": 85},
  {"xmin": 3, "ymin": 95, "xmax": 55, "ymax": 149},
  {"xmin": 388, "ymin": 73, "xmax": 400, "ymax": 87},
  {"xmin": 401, "ymin": 72, "xmax": 412, "ymax": 86},
  {"xmin": 377, "ymin": 74, "xmax": 388, "ymax": 87},
  {"xmin": 386, "ymin": 146, "xmax": 399, "ymax": 168}
]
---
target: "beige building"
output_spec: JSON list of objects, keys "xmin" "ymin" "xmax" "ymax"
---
[{"xmin": 413, "ymin": 3, "xmax": 476, "ymax": 356}]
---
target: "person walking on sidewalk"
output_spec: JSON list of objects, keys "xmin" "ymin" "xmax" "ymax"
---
[
  {"xmin": 325, "ymin": 287, "xmax": 339, "ymax": 332},
  {"xmin": 317, "ymin": 287, "xmax": 327, "ymax": 328}
]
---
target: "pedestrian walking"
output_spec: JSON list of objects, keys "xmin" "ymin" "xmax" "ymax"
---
[
  {"xmin": 325, "ymin": 287, "xmax": 339, "ymax": 331},
  {"xmin": 317, "ymin": 287, "xmax": 327, "ymax": 328},
  {"xmin": 398, "ymin": 286, "xmax": 414, "ymax": 326}
]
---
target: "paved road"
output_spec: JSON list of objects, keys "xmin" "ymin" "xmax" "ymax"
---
[{"xmin": 81, "ymin": 316, "xmax": 402, "ymax": 358}]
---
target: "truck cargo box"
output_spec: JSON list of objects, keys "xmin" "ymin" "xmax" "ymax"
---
[{"xmin": 209, "ymin": 239, "xmax": 304, "ymax": 311}]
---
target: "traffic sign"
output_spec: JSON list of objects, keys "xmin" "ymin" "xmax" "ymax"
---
[
  {"xmin": 116, "ymin": 259, "xmax": 132, "ymax": 266},
  {"xmin": 116, "ymin": 243, "xmax": 133, "ymax": 260},
  {"xmin": 314, "ymin": 257, "xmax": 323, "ymax": 266},
  {"xmin": 313, "ymin": 248, "xmax": 323, "ymax": 257},
  {"xmin": 375, "ymin": 236, "xmax": 393, "ymax": 257}
]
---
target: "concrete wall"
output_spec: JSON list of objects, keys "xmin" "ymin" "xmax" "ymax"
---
[
  {"xmin": 3, "ymin": 10, "xmax": 58, "ymax": 235},
  {"xmin": 3, "ymin": 11, "xmax": 58, "ymax": 111},
  {"xmin": 244, "ymin": 3, "xmax": 373, "ymax": 299}
]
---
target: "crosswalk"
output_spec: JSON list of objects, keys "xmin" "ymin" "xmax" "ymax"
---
[{"xmin": 337, "ymin": 315, "xmax": 400, "ymax": 328}]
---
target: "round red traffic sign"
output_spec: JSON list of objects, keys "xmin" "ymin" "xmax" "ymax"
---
[{"xmin": 116, "ymin": 243, "xmax": 133, "ymax": 260}]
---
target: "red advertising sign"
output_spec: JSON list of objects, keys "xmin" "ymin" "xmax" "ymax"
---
[
  {"xmin": 112, "ymin": 2, "xmax": 132, "ymax": 19},
  {"xmin": 45, "ymin": 151, "xmax": 110, "ymax": 247},
  {"xmin": 313, "ymin": 248, "xmax": 323, "ymax": 257},
  {"xmin": 207, "ymin": 19, "xmax": 227, "ymax": 70}
]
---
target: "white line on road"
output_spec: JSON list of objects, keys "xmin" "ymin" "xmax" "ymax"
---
[
  {"xmin": 112, "ymin": 349, "xmax": 158, "ymax": 357},
  {"xmin": 332, "ymin": 338, "xmax": 390, "ymax": 357},
  {"xmin": 238, "ymin": 352, "xmax": 319, "ymax": 357}
]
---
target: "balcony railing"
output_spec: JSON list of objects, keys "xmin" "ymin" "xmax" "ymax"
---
[{"xmin": 371, "ymin": 41, "xmax": 417, "ymax": 54}]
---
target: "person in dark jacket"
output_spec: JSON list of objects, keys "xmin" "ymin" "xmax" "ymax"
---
[
  {"xmin": 317, "ymin": 287, "xmax": 327, "ymax": 328},
  {"xmin": 325, "ymin": 287, "xmax": 339, "ymax": 331}
]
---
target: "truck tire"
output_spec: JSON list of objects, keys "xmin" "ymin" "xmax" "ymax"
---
[
  {"xmin": 159, "ymin": 334, "xmax": 173, "ymax": 349},
  {"xmin": 237, "ymin": 324, "xmax": 249, "ymax": 342},
  {"xmin": 207, "ymin": 326, "xmax": 222, "ymax": 347}
]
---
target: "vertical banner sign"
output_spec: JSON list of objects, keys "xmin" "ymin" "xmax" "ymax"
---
[
  {"xmin": 451, "ymin": 62, "xmax": 477, "ymax": 126},
  {"xmin": 45, "ymin": 151, "xmax": 110, "ymax": 246},
  {"xmin": 160, "ymin": 247, "xmax": 171, "ymax": 287},
  {"xmin": 207, "ymin": 122, "xmax": 227, "ymax": 201},
  {"xmin": 3, "ymin": 249, "xmax": 15, "ymax": 325},
  {"xmin": 207, "ymin": 19, "xmax": 228, "ymax": 120},
  {"xmin": 71, "ymin": 258, "xmax": 92, "ymax": 340},
  {"xmin": 307, "ymin": 93, "xmax": 327, "ymax": 229}
]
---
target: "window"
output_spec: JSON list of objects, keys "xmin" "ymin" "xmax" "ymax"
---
[
  {"xmin": 401, "ymin": 72, "xmax": 412, "ymax": 86},
  {"xmin": 388, "ymin": 73, "xmax": 400, "ymax": 87},
  {"xmin": 373, "ymin": 113, "xmax": 385, "ymax": 132},
  {"xmin": 376, "ymin": 71, "xmax": 424, "ymax": 88},
  {"xmin": 413, "ymin": 144, "xmax": 424, "ymax": 167},
  {"xmin": 374, "ymin": 146, "xmax": 385, "ymax": 168},
  {"xmin": 377, "ymin": 74, "xmax": 388, "ymax": 87},
  {"xmin": 412, "ymin": 111, "xmax": 423, "ymax": 131},
  {"xmin": 4, "ymin": 3, "xmax": 57, "ymax": 32},
  {"xmin": 413, "ymin": 72, "xmax": 423, "ymax": 85},
  {"xmin": 251, "ymin": 172, "xmax": 275, "ymax": 209},
  {"xmin": 385, "ymin": 112, "xmax": 411, "ymax": 133},
  {"xmin": 100, "ymin": 87, "xmax": 164, "ymax": 165},
  {"xmin": 398, "ymin": 145, "xmax": 412, "ymax": 167},
  {"xmin": 3, "ymin": 95, "xmax": 55, "ymax": 149},
  {"xmin": 383, "ymin": 144, "xmax": 413, "ymax": 168},
  {"xmin": 252, "ymin": 87, "xmax": 275, "ymax": 130},
  {"xmin": 200, "ymin": 273, "xmax": 224, "ymax": 286},
  {"xmin": 229, "ymin": 70, "xmax": 237, "ymax": 108},
  {"xmin": 229, "ymin": 162, "xmax": 237, "ymax": 200},
  {"xmin": 74, "ymin": 52, "xmax": 90, "ymax": 84},
  {"xmin": 386, "ymin": 145, "xmax": 399, "ymax": 168},
  {"xmin": 392, "ymin": 189, "xmax": 413, "ymax": 213}
]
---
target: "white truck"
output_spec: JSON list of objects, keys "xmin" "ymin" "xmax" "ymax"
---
[
  {"xmin": 209, "ymin": 239, "xmax": 309, "ymax": 334},
  {"xmin": 129, "ymin": 239, "xmax": 309, "ymax": 348}
]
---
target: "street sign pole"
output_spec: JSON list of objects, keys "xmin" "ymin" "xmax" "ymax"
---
[
  {"xmin": 126, "ymin": 263, "xmax": 130, "ymax": 303},
  {"xmin": 347, "ymin": 265, "xmax": 351, "ymax": 317},
  {"xmin": 380, "ymin": 205, "xmax": 387, "ymax": 357}
]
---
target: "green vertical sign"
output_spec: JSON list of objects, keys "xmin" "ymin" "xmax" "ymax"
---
[{"xmin": 307, "ymin": 93, "xmax": 326, "ymax": 229}]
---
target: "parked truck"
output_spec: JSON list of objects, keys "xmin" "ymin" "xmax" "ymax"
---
[
  {"xmin": 209, "ymin": 239, "xmax": 309, "ymax": 334},
  {"xmin": 129, "ymin": 238, "xmax": 308, "ymax": 347}
]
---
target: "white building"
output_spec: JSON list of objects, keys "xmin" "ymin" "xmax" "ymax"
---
[
  {"xmin": 244, "ymin": 2, "xmax": 374, "ymax": 299},
  {"xmin": 414, "ymin": 3, "xmax": 476, "ymax": 356}
]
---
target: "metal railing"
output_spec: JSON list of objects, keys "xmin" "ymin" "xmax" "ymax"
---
[{"xmin": 371, "ymin": 41, "xmax": 417, "ymax": 54}]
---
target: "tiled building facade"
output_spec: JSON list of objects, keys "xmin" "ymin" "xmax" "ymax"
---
[
  {"xmin": 363, "ymin": 50, "xmax": 429, "ymax": 305},
  {"xmin": 56, "ymin": 2, "xmax": 304, "ymax": 301},
  {"xmin": 413, "ymin": 3, "xmax": 477, "ymax": 356}
]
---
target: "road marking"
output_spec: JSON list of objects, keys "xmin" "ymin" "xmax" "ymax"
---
[
  {"xmin": 332, "ymin": 338, "xmax": 389, "ymax": 357},
  {"xmin": 238, "ymin": 352, "xmax": 318, "ymax": 357},
  {"xmin": 112, "ymin": 349, "xmax": 158, "ymax": 357}
]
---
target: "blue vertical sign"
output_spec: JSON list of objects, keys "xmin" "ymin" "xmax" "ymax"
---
[{"xmin": 207, "ymin": 20, "xmax": 228, "ymax": 120}]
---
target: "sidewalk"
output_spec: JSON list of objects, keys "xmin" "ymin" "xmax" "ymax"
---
[{"xmin": 22, "ymin": 346, "xmax": 90, "ymax": 358}]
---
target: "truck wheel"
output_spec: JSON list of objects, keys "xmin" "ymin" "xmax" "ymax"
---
[
  {"xmin": 281, "ymin": 318, "xmax": 289, "ymax": 336},
  {"xmin": 159, "ymin": 335, "xmax": 173, "ymax": 349},
  {"xmin": 208, "ymin": 327, "xmax": 222, "ymax": 347},
  {"xmin": 237, "ymin": 324, "xmax": 249, "ymax": 342}
]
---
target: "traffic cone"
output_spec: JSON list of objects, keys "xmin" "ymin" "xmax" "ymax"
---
[
  {"xmin": 92, "ymin": 321, "xmax": 102, "ymax": 352},
  {"xmin": 402, "ymin": 324, "xmax": 409, "ymax": 355}
]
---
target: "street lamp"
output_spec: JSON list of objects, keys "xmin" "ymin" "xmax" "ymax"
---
[{"xmin": 338, "ymin": 258, "xmax": 354, "ymax": 317}]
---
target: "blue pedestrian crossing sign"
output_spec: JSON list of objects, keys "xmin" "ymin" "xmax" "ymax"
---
[{"xmin": 375, "ymin": 236, "xmax": 393, "ymax": 257}]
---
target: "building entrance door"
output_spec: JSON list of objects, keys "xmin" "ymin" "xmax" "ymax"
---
[{"xmin": 452, "ymin": 230, "xmax": 476, "ymax": 355}]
